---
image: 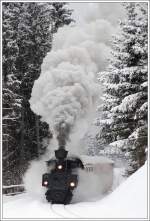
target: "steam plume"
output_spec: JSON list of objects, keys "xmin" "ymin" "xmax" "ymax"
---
[
  {"xmin": 29, "ymin": 7, "xmax": 116, "ymax": 149},
  {"xmin": 55, "ymin": 121, "xmax": 71, "ymax": 148}
]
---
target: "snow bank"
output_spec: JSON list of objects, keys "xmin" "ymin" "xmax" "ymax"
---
[
  {"xmin": 3, "ymin": 163, "xmax": 148, "ymax": 219},
  {"xmin": 69, "ymin": 162, "xmax": 148, "ymax": 218}
]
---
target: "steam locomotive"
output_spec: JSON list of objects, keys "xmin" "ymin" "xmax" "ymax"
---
[{"xmin": 42, "ymin": 147, "xmax": 84, "ymax": 204}]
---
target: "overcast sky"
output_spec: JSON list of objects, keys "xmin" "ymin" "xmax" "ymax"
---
[{"xmin": 69, "ymin": 2, "xmax": 126, "ymax": 26}]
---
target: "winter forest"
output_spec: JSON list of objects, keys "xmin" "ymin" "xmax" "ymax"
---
[{"xmin": 2, "ymin": 1, "xmax": 148, "ymax": 219}]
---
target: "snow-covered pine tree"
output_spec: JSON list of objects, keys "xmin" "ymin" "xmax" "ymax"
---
[
  {"xmin": 51, "ymin": 3, "xmax": 74, "ymax": 33},
  {"xmin": 15, "ymin": 2, "xmax": 54, "ymax": 173},
  {"xmin": 2, "ymin": 2, "xmax": 19, "ymax": 82},
  {"xmin": 2, "ymin": 76, "xmax": 22, "ymax": 185},
  {"xmin": 126, "ymin": 3, "xmax": 148, "ymax": 174},
  {"xmin": 96, "ymin": 3, "xmax": 148, "ymax": 175},
  {"xmin": 2, "ymin": 3, "xmax": 22, "ymax": 185}
]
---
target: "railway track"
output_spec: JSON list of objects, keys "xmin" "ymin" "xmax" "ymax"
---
[
  {"xmin": 64, "ymin": 205, "xmax": 81, "ymax": 218},
  {"xmin": 50, "ymin": 204, "xmax": 80, "ymax": 218}
]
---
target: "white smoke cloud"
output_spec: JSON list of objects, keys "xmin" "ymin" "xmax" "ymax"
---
[
  {"xmin": 30, "ymin": 60, "xmax": 98, "ymax": 132},
  {"xmin": 72, "ymin": 169, "xmax": 109, "ymax": 203},
  {"xmin": 23, "ymin": 159, "xmax": 46, "ymax": 200},
  {"xmin": 29, "ymin": 9, "xmax": 117, "ymax": 149}
]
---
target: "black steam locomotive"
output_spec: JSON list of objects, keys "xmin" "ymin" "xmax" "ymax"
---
[{"xmin": 42, "ymin": 147, "xmax": 84, "ymax": 204}]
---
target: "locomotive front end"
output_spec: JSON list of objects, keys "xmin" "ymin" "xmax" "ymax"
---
[{"xmin": 42, "ymin": 148, "xmax": 83, "ymax": 204}]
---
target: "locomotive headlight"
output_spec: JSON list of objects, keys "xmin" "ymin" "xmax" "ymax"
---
[
  {"xmin": 57, "ymin": 165, "xmax": 63, "ymax": 170},
  {"xmin": 43, "ymin": 181, "xmax": 48, "ymax": 186},
  {"xmin": 70, "ymin": 182, "xmax": 76, "ymax": 187}
]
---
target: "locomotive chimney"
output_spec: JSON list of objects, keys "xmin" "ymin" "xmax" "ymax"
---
[{"xmin": 55, "ymin": 148, "xmax": 68, "ymax": 160}]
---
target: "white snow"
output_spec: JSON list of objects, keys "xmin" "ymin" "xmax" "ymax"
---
[
  {"xmin": 112, "ymin": 92, "xmax": 144, "ymax": 113},
  {"xmin": 141, "ymin": 81, "xmax": 148, "ymax": 88},
  {"xmin": 109, "ymin": 140, "xmax": 127, "ymax": 149},
  {"xmin": 3, "ymin": 163, "xmax": 148, "ymax": 219},
  {"xmin": 139, "ymin": 101, "xmax": 148, "ymax": 112}
]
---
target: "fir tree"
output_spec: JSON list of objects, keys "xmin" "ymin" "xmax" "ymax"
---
[
  {"xmin": 51, "ymin": 3, "xmax": 74, "ymax": 33},
  {"xmin": 2, "ymin": 76, "xmax": 22, "ymax": 185},
  {"xmin": 15, "ymin": 2, "xmax": 53, "ymax": 174},
  {"xmin": 2, "ymin": 2, "xmax": 20, "ymax": 82},
  {"xmin": 126, "ymin": 3, "xmax": 148, "ymax": 174},
  {"xmin": 2, "ymin": 3, "xmax": 22, "ymax": 185},
  {"xmin": 96, "ymin": 3, "xmax": 148, "ymax": 174}
]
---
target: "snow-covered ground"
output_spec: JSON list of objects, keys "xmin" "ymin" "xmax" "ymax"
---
[{"xmin": 3, "ymin": 163, "xmax": 148, "ymax": 219}]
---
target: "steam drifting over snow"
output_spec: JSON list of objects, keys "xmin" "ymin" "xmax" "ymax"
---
[{"xmin": 4, "ymin": 164, "xmax": 147, "ymax": 219}]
